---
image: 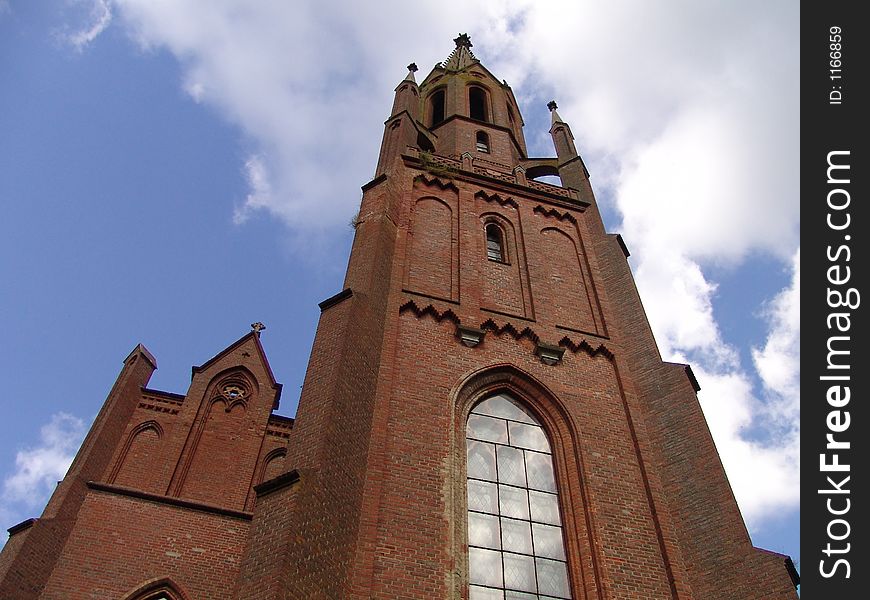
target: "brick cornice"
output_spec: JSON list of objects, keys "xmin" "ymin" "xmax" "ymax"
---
[
  {"xmin": 87, "ymin": 481, "xmax": 253, "ymax": 521},
  {"xmin": 253, "ymin": 469, "xmax": 300, "ymax": 497},
  {"xmin": 319, "ymin": 288, "xmax": 353, "ymax": 312},
  {"xmin": 7, "ymin": 517, "xmax": 36, "ymax": 536}
]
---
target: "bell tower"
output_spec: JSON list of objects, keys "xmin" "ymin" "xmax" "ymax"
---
[
  {"xmin": 0, "ymin": 34, "xmax": 798, "ymax": 600},
  {"xmin": 237, "ymin": 34, "xmax": 799, "ymax": 599}
]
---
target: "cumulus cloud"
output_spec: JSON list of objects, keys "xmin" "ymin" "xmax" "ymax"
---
[
  {"xmin": 90, "ymin": 1, "xmax": 797, "ymax": 528},
  {"xmin": 1, "ymin": 413, "xmax": 86, "ymax": 527},
  {"xmin": 63, "ymin": 0, "xmax": 113, "ymax": 51}
]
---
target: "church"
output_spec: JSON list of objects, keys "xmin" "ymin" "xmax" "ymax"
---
[{"xmin": 0, "ymin": 35, "xmax": 798, "ymax": 599}]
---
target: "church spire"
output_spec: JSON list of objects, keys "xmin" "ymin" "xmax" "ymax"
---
[
  {"xmin": 389, "ymin": 62, "xmax": 421, "ymax": 120},
  {"xmin": 378, "ymin": 62, "xmax": 424, "ymax": 176}
]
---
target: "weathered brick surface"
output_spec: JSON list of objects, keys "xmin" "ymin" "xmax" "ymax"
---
[
  {"xmin": 0, "ymin": 38, "xmax": 796, "ymax": 600},
  {"xmin": 40, "ymin": 488, "xmax": 250, "ymax": 599}
]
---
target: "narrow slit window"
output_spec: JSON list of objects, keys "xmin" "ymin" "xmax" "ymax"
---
[
  {"xmin": 430, "ymin": 89, "xmax": 446, "ymax": 127},
  {"xmin": 485, "ymin": 224, "xmax": 505, "ymax": 262},
  {"xmin": 476, "ymin": 131, "xmax": 490, "ymax": 153},
  {"xmin": 469, "ymin": 86, "xmax": 488, "ymax": 122}
]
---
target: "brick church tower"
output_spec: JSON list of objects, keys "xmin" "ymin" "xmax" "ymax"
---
[{"xmin": 0, "ymin": 35, "xmax": 798, "ymax": 599}]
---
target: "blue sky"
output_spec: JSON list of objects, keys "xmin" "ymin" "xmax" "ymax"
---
[{"xmin": 0, "ymin": 0, "xmax": 799, "ymax": 572}]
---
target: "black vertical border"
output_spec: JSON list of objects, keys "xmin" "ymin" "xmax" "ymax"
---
[{"xmin": 802, "ymin": 4, "xmax": 868, "ymax": 598}]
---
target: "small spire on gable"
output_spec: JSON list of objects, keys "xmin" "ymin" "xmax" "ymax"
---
[
  {"xmin": 441, "ymin": 33, "xmax": 479, "ymax": 72},
  {"xmin": 548, "ymin": 99, "xmax": 578, "ymax": 160}
]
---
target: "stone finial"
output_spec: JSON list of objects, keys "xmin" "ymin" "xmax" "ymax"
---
[
  {"xmin": 251, "ymin": 322, "xmax": 266, "ymax": 335},
  {"xmin": 403, "ymin": 62, "xmax": 418, "ymax": 84},
  {"xmin": 442, "ymin": 34, "xmax": 479, "ymax": 71},
  {"xmin": 454, "ymin": 33, "xmax": 472, "ymax": 48},
  {"xmin": 548, "ymin": 100, "xmax": 564, "ymax": 124}
]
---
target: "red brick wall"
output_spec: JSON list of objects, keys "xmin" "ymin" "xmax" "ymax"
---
[
  {"xmin": 40, "ymin": 488, "xmax": 250, "ymax": 599},
  {"xmin": 478, "ymin": 208, "xmax": 528, "ymax": 319},
  {"xmin": 180, "ymin": 399, "xmax": 251, "ymax": 508},
  {"xmin": 406, "ymin": 195, "xmax": 456, "ymax": 301},
  {"xmin": 113, "ymin": 423, "xmax": 163, "ymax": 492},
  {"xmin": 536, "ymin": 226, "xmax": 596, "ymax": 333}
]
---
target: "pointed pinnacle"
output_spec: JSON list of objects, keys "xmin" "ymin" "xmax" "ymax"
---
[{"xmin": 548, "ymin": 100, "xmax": 563, "ymax": 124}]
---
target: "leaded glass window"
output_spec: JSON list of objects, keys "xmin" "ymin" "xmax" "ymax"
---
[{"xmin": 467, "ymin": 394, "xmax": 572, "ymax": 600}]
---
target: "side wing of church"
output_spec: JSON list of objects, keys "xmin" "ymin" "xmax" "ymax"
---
[{"xmin": 0, "ymin": 36, "xmax": 798, "ymax": 600}]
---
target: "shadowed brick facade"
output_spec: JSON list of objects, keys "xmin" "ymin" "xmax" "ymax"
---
[{"xmin": 0, "ymin": 35, "xmax": 798, "ymax": 599}]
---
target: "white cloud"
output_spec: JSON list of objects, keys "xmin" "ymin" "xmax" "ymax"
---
[
  {"xmin": 89, "ymin": 1, "xmax": 798, "ymax": 529},
  {"xmin": 64, "ymin": 0, "xmax": 113, "ymax": 51},
  {"xmin": 754, "ymin": 248, "xmax": 801, "ymax": 409},
  {"xmin": 233, "ymin": 155, "xmax": 273, "ymax": 225},
  {"xmin": 1, "ymin": 413, "xmax": 86, "ymax": 527},
  {"xmin": 650, "ymin": 246, "xmax": 800, "ymax": 529}
]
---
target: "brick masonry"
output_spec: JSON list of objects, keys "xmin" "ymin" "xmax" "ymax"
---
[{"xmin": 0, "ymin": 37, "xmax": 797, "ymax": 599}]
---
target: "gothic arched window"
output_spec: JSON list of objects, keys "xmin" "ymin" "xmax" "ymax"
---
[
  {"xmin": 120, "ymin": 577, "xmax": 187, "ymax": 600},
  {"xmin": 469, "ymin": 86, "xmax": 489, "ymax": 122},
  {"xmin": 485, "ymin": 223, "xmax": 505, "ymax": 263},
  {"xmin": 476, "ymin": 131, "xmax": 490, "ymax": 153},
  {"xmin": 430, "ymin": 89, "xmax": 446, "ymax": 127},
  {"xmin": 466, "ymin": 393, "xmax": 572, "ymax": 599}
]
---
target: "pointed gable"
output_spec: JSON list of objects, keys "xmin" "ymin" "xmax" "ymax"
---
[{"xmin": 191, "ymin": 331, "xmax": 283, "ymax": 409}]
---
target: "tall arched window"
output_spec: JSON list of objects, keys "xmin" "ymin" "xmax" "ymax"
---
[
  {"xmin": 466, "ymin": 393, "xmax": 572, "ymax": 599},
  {"xmin": 476, "ymin": 131, "xmax": 490, "ymax": 153},
  {"xmin": 430, "ymin": 89, "xmax": 446, "ymax": 127},
  {"xmin": 485, "ymin": 223, "xmax": 505, "ymax": 262},
  {"xmin": 469, "ymin": 86, "xmax": 488, "ymax": 122}
]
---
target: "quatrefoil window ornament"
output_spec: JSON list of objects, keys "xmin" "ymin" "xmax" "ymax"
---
[{"xmin": 221, "ymin": 383, "xmax": 248, "ymax": 401}]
